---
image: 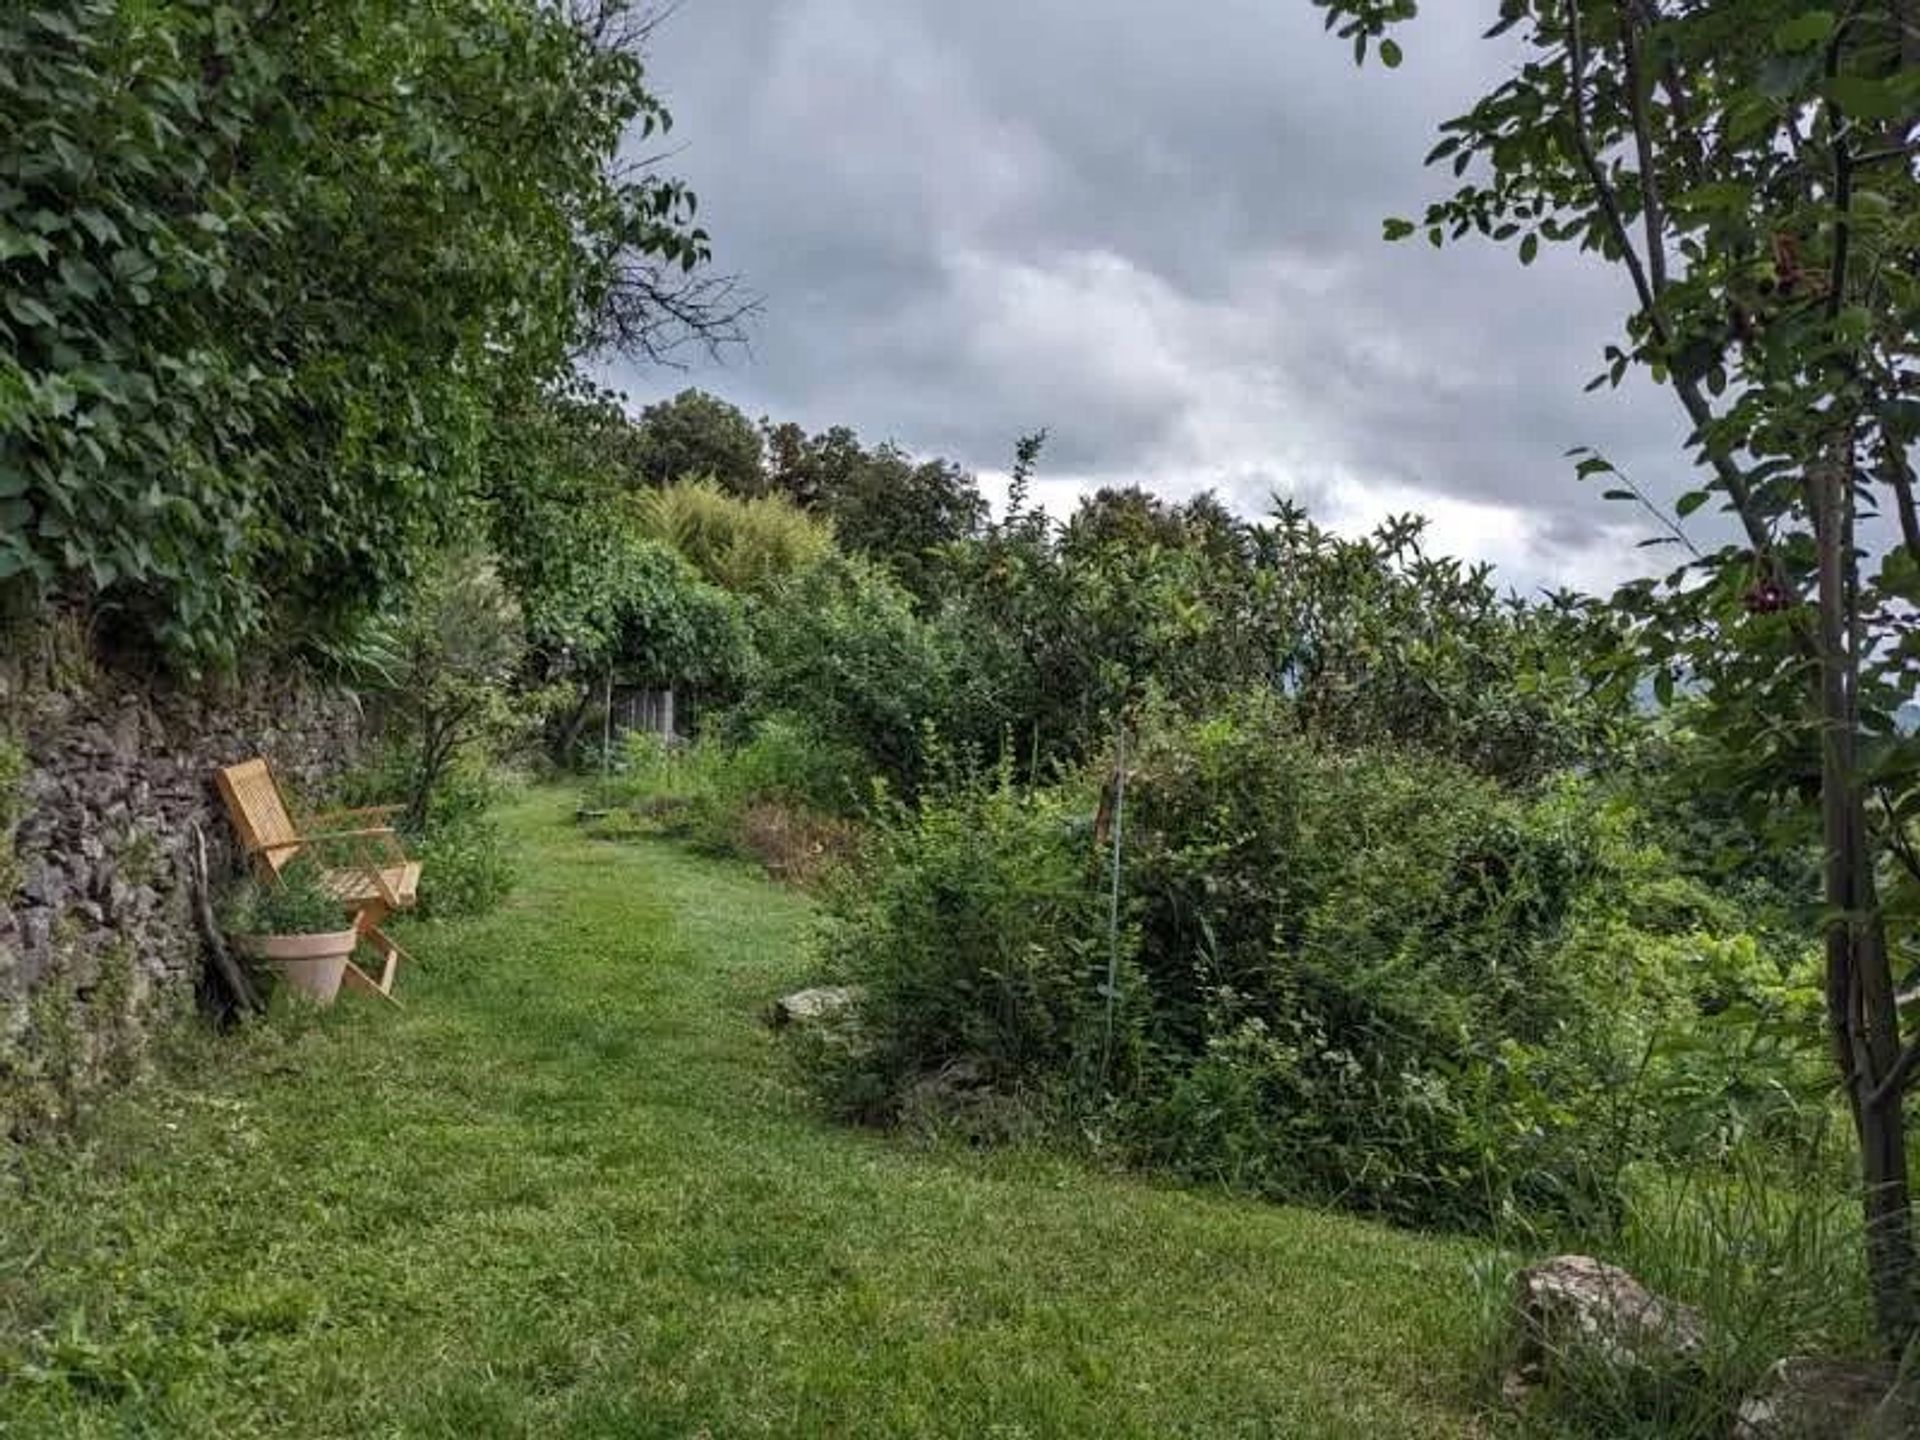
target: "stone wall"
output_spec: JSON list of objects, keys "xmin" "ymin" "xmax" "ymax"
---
[{"xmin": 0, "ymin": 646, "xmax": 363, "ymax": 1136}]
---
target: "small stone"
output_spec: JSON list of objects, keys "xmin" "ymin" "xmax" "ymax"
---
[
  {"xmin": 1733, "ymin": 1356, "xmax": 1914, "ymax": 1440},
  {"xmin": 769, "ymin": 985, "xmax": 865, "ymax": 1028},
  {"xmin": 21, "ymin": 864, "xmax": 67, "ymax": 909},
  {"xmin": 1504, "ymin": 1255, "xmax": 1707, "ymax": 1402}
]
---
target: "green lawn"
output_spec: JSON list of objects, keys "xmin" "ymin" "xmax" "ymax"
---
[{"xmin": 2, "ymin": 787, "xmax": 1492, "ymax": 1437}]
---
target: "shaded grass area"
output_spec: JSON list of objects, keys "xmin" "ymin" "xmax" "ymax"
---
[{"xmin": 2, "ymin": 788, "xmax": 1489, "ymax": 1437}]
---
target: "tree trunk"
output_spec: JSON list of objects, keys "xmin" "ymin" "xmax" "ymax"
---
[
  {"xmin": 553, "ymin": 683, "xmax": 597, "ymax": 766},
  {"xmin": 1814, "ymin": 456, "xmax": 1918, "ymax": 1349}
]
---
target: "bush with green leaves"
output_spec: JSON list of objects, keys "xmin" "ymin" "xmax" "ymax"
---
[
  {"xmin": 1118, "ymin": 697, "xmax": 1831, "ymax": 1229},
  {"xmin": 812, "ymin": 767, "xmax": 1133, "ymax": 1121},
  {"xmin": 404, "ymin": 768, "xmax": 517, "ymax": 921},
  {"xmin": 221, "ymin": 857, "xmax": 348, "ymax": 937},
  {"xmin": 331, "ymin": 747, "xmax": 515, "ymax": 922},
  {"xmin": 1, "ymin": 0, "xmax": 716, "ymax": 669},
  {"xmin": 744, "ymin": 556, "xmax": 959, "ymax": 791},
  {"xmin": 801, "ymin": 689, "xmax": 1812, "ymax": 1233}
]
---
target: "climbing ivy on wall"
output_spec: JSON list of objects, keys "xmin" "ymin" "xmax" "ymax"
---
[{"xmin": 0, "ymin": 0, "xmax": 710, "ymax": 670}]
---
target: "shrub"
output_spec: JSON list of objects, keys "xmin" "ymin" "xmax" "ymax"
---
[
  {"xmin": 811, "ymin": 768, "xmax": 1138, "ymax": 1120},
  {"xmin": 405, "ymin": 768, "xmax": 516, "ymax": 920},
  {"xmin": 221, "ymin": 857, "xmax": 347, "ymax": 936},
  {"xmin": 800, "ymin": 690, "xmax": 1812, "ymax": 1234},
  {"xmin": 594, "ymin": 718, "xmax": 867, "ymax": 883},
  {"xmin": 745, "ymin": 556, "xmax": 957, "ymax": 791},
  {"xmin": 334, "ymin": 753, "xmax": 515, "ymax": 920}
]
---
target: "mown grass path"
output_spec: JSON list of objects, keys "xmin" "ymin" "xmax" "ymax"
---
[{"xmin": 3, "ymin": 788, "xmax": 1488, "ymax": 1437}]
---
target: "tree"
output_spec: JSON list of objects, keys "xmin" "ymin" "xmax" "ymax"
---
[
  {"xmin": 758, "ymin": 422, "xmax": 986, "ymax": 602},
  {"xmin": 0, "ymin": 0, "xmax": 731, "ymax": 669},
  {"xmin": 486, "ymin": 389, "xmax": 748, "ymax": 761},
  {"xmin": 633, "ymin": 389, "xmax": 765, "ymax": 493},
  {"xmin": 386, "ymin": 557, "xmax": 536, "ymax": 834},
  {"xmin": 1308, "ymin": 0, "xmax": 1920, "ymax": 1345}
]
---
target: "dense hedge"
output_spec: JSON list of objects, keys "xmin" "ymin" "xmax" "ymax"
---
[
  {"xmin": 809, "ymin": 698, "xmax": 1824, "ymax": 1231},
  {"xmin": 0, "ymin": 0, "xmax": 705, "ymax": 668}
]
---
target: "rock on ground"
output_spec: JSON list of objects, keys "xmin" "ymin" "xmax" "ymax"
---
[
  {"xmin": 1733, "ymin": 1356, "xmax": 1915, "ymax": 1440},
  {"xmin": 1504, "ymin": 1255, "xmax": 1707, "ymax": 1402},
  {"xmin": 768, "ymin": 985, "xmax": 864, "ymax": 1029}
]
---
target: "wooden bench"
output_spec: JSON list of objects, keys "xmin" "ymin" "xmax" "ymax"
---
[{"xmin": 215, "ymin": 757, "xmax": 421, "ymax": 1004}]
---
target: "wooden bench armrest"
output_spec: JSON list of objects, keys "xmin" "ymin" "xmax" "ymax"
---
[
  {"xmin": 258, "ymin": 827, "xmax": 397, "ymax": 852},
  {"xmin": 311, "ymin": 804, "xmax": 405, "ymax": 825}
]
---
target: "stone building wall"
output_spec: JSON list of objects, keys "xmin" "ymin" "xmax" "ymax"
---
[{"xmin": 0, "ymin": 646, "xmax": 362, "ymax": 1136}]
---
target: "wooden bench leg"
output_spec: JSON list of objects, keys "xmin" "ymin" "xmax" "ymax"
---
[
  {"xmin": 342, "ymin": 956, "xmax": 403, "ymax": 1007},
  {"xmin": 343, "ymin": 900, "xmax": 414, "ymax": 1004},
  {"xmin": 368, "ymin": 926, "xmax": 416, "ymax": 968}
]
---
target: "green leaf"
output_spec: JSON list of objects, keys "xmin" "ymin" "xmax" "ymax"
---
[
  {"xmin": 4, "ymin": 293, "xmax": 58, "ymax": 329},
  {"xmin": 1772, "ymin": 11, "xmax": 1835, "ymax": 52},
  {"xmin": 1675, "ymin": 490, "xmax": 1709, "ymax": 518},
  {"xmin": 1825, "ymin": 73, "xmax": 1903, "ymax": 121},
  {"xmin": 1518, "ymin": 233, "xmax": 1539, "ymax": 265},
  {"xmin": 1378, "ymin": 38, "xmax": 1403, "ymax": 69},
  {"xmin": 1382, "ymin": 217, "xmax": 1415, "ymax": 241}
]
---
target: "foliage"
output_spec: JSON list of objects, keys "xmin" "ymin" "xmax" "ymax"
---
[
  {"xmin": 0, "ymin": 0, "xmax": 717, "ymax": 669},
  {"xmin": 376, "ymin": 554, "xmax": 543, "ymax": 833},
  {"xmin": 808, "ymin": 691, "xmax": 1819, "ymax": 1233},
  {"xmin": 404, "ymin": 769, "xmax": 516, "ymax": 920},
  {"xmin": 932, "ymin": 467, "xmax": 1622, "ymax": 784},
  {"xmin": 221, "ymin": 857, "xmax": 347, "ymax": 938},
  {"xmin": 632, "ymin": 388, "xmax": 764, "ymax": 493},
  {"xmin": 0, "ymin": 789, "xmax": 1485, "ymax": 1436},
  {"xmin": 814, "ymin": 768, "xmax": 1129, "ymax": 1118},
  {"xmin": 333, "ymin": 747, "xmax": 515, "ymax": 920},
  {"xmin": 1120, "ymin": 701, "xmax": 1610, "ymax": 1226},
  {"xmin": 759, "ymin": 422, "xmax": 988, "ymax": 602},
  {"xmin": 1308, "ymin": 0, "xmax": 1920, "ymax": 1343},
  {"xmin": 632, "ymin": 478, "xmax": 833, "ymax": 595},
  {"xmin": 744, "ymin": 556, "xmax": 959, "ymax": 791},
  {"xmin": 487, "ymin": 388, "xmax": 749, "ymax": 762}
]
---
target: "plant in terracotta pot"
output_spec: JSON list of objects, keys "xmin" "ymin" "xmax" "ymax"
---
[{"xmin": 223, "ymin": 857, "xmax": 359, "ymax": 1005}]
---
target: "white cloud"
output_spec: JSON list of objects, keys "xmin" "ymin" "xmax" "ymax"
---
[{"xmin": 619, "ymin": 0, "xmax": 1701, "ymax": 597}]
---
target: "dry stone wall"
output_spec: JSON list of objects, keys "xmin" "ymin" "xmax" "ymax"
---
[{"xmin": 0, "ymin": 647, "xmax": 362, "ymax": 1136}]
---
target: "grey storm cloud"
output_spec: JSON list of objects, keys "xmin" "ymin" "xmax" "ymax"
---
[{"xmin": 609, "ymin": 0, "xmax": 1709, "ymax": 593}]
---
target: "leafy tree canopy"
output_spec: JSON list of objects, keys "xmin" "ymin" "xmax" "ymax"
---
[
  {"xmin": 1308, "ymin": 0, "xmax": 1920, "ymax": 1345},
  {"xmin": 1, "ymin": 0, "xmax": 716, "ymax": 669}
]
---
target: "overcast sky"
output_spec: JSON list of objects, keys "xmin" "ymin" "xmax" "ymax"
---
[{"xmin": 607, "ymin": 0, "xmax": 1702, "ymax": 596}]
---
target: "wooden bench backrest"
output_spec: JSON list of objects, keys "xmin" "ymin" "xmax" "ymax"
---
[{"xmin": 215, "ymin": 758, "xmax": 300, "ymax": 874}]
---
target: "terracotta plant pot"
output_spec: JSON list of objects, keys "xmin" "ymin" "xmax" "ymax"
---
[{"xmin": 232, "ymin": 929, "xmax": 360, "ymax": 1005}]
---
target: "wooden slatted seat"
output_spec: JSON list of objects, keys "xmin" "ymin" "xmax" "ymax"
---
[
  {"xmin": 319, "ymin": 861, "xmax": 423, "ymax": 909},
  {"xmin": 215, "ymin": 757, "xmax": 421, "ymax": 1003}
]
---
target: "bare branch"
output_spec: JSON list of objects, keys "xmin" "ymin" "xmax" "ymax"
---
[
  {"xmin": 578, "ymin": 264, "xmax": 759, "ymax": 367},
  {"xmin": 1618, "ymin": 1, "xmax": 1670, "ymax": 296},
  {"xmin": 1566, "ymin": 6, "xmax": 1663, "ymax": 324}
]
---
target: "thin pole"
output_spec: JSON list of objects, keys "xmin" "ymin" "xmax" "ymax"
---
[
  {"xmin": 1101, "ymin": 721, "xmax": 1127, "ymax": 1083},
  {"xmin": 602, "ymin": 660, "xmax": 614, "ymax": 786}
]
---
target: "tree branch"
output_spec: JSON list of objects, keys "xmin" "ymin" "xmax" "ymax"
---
[
  {"xmin": 1618, "ymin": 0, "xmax": 1670, "ymax": 296},
  {"xmin": 1870, "ymin": 1031, "xmax": 1920, "ymax": 1106},
  {"xmin": 1567, "ymin": 4, "xmax": 1799, "ymax": 606},
  {"xmin": 1567, "ymin": 6, "xmax": 1663, "ymax": 323}
]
